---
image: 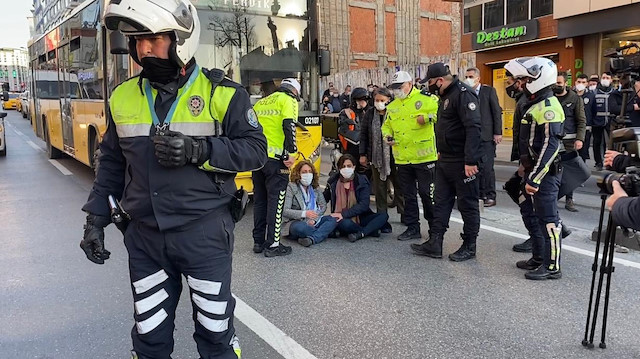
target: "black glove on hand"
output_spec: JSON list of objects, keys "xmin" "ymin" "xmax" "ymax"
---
[
  {"xmin": 80, "ymin": 214, "xmax": 111, "ymax": 265},
  {"xmin": 152, "ymin": 130, "xmax": 210, "ymax": 168}
]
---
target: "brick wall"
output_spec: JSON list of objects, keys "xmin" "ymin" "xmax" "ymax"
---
[{"xmin": 319, "ymin": 0, "xmax": 462, "ymax": 73}]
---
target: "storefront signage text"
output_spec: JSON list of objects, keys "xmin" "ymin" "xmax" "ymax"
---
[{"xmin": 472, "ymin": 19, "xmax": 539, "ymax": 50}]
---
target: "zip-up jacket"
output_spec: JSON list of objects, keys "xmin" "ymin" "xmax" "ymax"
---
[
  {"xmin": 83, "ymin": 64, "xmax": 268, "ymax": 231},
  {"xmin": 594, "ymin": 85, "xmax": 616, "ymax": 127},
  {"xmin": 579, "ymin": 90, "xmax": 597, "ymax": 127},
  {"xmin": 556, "ymin": 89, "xmax": 586, "ymax": 151},
  {"xmin": 510, "ymin": 92, "xmax": 529, "ymax": 161},
  {"xmin": 434, "ymin": 77, "xmax": 482, "ymax": 165},
  {"xmin": 519, "ymin": 89, "xmax": 565, "ymax": 188},
  {"xmin": 253, "ymin": 89, "xmax": 298, "ymax": 160}
]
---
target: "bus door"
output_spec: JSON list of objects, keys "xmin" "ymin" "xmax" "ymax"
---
[
  {"xmin": 31, "ymin": 64, "xmax": 43, "ymax": 137},
  {"xmin": 59, "ymin": 44, "xmax": 75, "ymax": 155}
]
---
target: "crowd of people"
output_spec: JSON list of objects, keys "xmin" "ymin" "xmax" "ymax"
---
[{"xmin": 256, "ymin": 57, "xmax": 640, "ymax": 283}]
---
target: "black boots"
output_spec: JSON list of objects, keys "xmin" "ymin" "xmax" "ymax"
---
[
  {"xmin": 410, "ymin": 233, "xmax": 443, "ymax": 258},
  {"xmin": 516, "ymin": 257, "xmax": 543, "ymax": 270},
  {"xmin": 525, "ymin": 265, "xmax": 562, "ymax": 280},
  {"xmin": 448, "ymin": 234, "xmax": 476, "ymax": 262},
  {"xmin": 398, "ymin": 227, "xmax": 421, "ymax": 241},
  {"xmin": 512, "ymin": 238, "xmax": 533, "ymax": 253}
]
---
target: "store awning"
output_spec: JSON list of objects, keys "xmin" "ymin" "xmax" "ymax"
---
[{"xmin": 558, "ymin": 3, "xmax": 640, "ymax": 39}]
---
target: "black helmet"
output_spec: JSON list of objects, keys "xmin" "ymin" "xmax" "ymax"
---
[{"xmin": 350, "ymin": 87, "xmax": 369, "ymax": 102}]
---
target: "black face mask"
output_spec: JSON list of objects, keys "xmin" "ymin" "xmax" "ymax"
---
[
  {"xmin": 428, "ymin": 80, "xmax": 441, "ymax": 95},
  {"xmin": 505, "ymin": 83, "xmax": 519, "ymax": 98},
  {"xmin": 552, "ymin": 85, "xmax": 565, "ymax": 95},
  {"xmin": 140, "ymin": 57, "xmax": 180, "ymax": 85}
]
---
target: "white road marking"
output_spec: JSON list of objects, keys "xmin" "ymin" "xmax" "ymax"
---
[
  {"xmin": 27, "ymin": 140, "xmax": 43, "ymax": 152},
  {"xmin": 448, "ymin": 217, "xmax": 640, "ymax": 269},
  {"xmin": 48, "ymin": 159, "xmax": 73, "ymax": 176},
  {"xmin": 233, "ymin": 295, "xmax": 318, "ymax": 359}
]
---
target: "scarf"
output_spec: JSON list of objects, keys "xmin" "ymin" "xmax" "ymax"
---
[
  {"xmin": 371, "ymin": 111, "xmax": 392, "ymax": 181},
  {"xmin": 335, "ymin": 176, "xmax": 359, "ymax": 224},
  {"xmin": 299, "ymin": 184, "xmax": 317, "ymax": 211}
]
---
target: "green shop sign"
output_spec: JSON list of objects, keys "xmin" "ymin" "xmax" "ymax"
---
[{"xmin": 472, "ymin": 19, "xmax": 539, "ymax": 50}]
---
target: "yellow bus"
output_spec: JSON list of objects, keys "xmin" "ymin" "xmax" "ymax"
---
[{"xmin": 27, "ymin": 0, "xmax": 324, "ymax": 191}]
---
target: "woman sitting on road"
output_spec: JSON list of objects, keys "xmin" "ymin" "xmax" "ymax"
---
[
  {"xmin": 284, "ymin": 160, "xmax": 338, "ymax": 247},
  {"xmin": 325, "ymin": 154, "xmax": 389, "ymax": 242}
]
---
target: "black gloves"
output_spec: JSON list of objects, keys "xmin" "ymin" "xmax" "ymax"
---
[
  {"xmin": 152, "ymin": 130, "xmax": 210, "ymax": 168},
  {"xmin": 80, "ymin": 214, "xmax": 111, "ymax": 265}
]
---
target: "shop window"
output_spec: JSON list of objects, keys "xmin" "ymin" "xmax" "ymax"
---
[
  {"xmin": 507, "ymin": 0, "xmax": 528, "ymax": 24},
  {"xmin": 463, "ymin": 5, "xmax": 482, "ymax": 33},
  {"xmin": 484, "ymin": 0, "xmax": 504, "ymax": 29},
  {"xmin": 531, "ymin": 0, "xmax": 552, "ymax": 18}
]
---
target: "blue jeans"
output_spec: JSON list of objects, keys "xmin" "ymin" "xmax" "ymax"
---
[
  {"xmin": 337, "ymin": 212, "xmax": 389, "ymax": 237},
  {"xmin": 288, "ymin": 216, "xmax": 338, "ymax": 244}
]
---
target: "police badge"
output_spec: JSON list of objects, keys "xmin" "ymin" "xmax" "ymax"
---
[
  {"xmin": 443, "ymin": 99, "xmax": 450, "ymax": 110},
  {"xmin": 246, "ymin": 109, "xmax": 259, "ymax": 128},
  {"xmin": 188, "ymin": 95, "xmax": 204, "ymax": 116},
  {"xmin": 415, "ymin": 101, "xmax": 422, "ymax": 110}
]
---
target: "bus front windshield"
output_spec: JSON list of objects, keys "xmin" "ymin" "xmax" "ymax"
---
[{"xmin": 193, "ymin": 3, "xmax": 310, "ymax": 110}]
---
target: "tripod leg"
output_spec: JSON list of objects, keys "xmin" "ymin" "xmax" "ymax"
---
[
  {"xmin": 589, "ymin": 216, "xmax": 616, "ymax": 346},
  {"xmin": 600, "ymin": 217, "xmax": 617, "ymax": 349},
  {"xmin": 583, "ymin": 195, "xmax": 608, "ymax": 347}
]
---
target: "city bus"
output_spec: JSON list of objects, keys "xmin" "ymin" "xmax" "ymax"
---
[{"xmin": 27, "ymin": 0, "xmax": 324, "ymax": 192}]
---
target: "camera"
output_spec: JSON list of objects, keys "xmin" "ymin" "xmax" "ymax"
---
[{"xmin": 597, "ymin": 168, "xmax": 640, "ymax": 196}]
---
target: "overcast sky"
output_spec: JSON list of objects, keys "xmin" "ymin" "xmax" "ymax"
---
[{"xmin": 0, "ymin": 0, "xmax": 33, "ymax": 49}]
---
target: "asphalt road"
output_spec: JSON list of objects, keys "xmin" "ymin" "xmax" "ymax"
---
[{"xmin": 2, "ymin": 109, "xmax": 640, "ymax": 359}]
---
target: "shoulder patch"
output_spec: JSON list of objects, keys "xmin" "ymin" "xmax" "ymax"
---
[
  {"xmin": 246, "ymin": 108, "xmax": 259, "ymax": 128},
  {"xmin": 583, "ymin": 97, "xmax": 590, "ymax": 105},
  {"xmin": 443, "ymin": 99, "xmax": 450, "ymax": 110},
  {"xmin": 468, "ymin": 102, "xmax": 477, "ymax": 111},
  {"xmin": 415, "ymin": 101, "xmax": 422, "ymax": 110},
  {"xmin": 544, "ymin": 110, "xmax": 555, "ymax": 120}
]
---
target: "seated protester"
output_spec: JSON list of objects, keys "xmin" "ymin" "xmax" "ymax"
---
[
  {"xmin": 325, "ymin": 154, "xmax": 389, "ymax": 242},
  {"xmin": 284, "ymin": 160, "xmax": 338, "ymax": 247}
]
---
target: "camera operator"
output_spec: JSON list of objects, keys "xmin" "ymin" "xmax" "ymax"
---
[
  {"xmin": 604, "ymin": 150, "xmax": 633, "ymax": 173},
  {"xmin": 606, "ymin": 181, "xmax": 640, "ymax": 231}
]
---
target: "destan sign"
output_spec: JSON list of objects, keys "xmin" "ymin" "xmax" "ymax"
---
[{"xmin": 472, "ymin": 19, "xmax": 539, "ymax": 50}]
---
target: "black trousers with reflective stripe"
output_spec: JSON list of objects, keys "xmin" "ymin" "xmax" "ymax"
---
[
  {"xmin": 124, "ymin": 208, "xmax": 237, "ymax": 359},
  {"xmin": 397, "ymin": 162, "xmax": 435, "ymax": 231},
  {"xmin": 252, "ymin": 159, "xmax": 289, "ymax": 246},
  {"xmin": 430, "ymin": 160, "xmax": 480, "ymax": 241}
]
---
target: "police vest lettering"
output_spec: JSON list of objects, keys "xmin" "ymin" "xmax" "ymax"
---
[{"xmin": 253, "ymin": 91, "xmax": 299, "ymax": 159}]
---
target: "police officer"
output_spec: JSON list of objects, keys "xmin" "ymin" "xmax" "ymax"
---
[
  {"xmin": 505, "ymin": 57, "xmax": 565, "ymax": 280},
  {"xmin": 382, "ymin": 71, "xmax": 438, "ymax": 241},
  {"xmin": 410, "ymin": 63, "xmax": 482, "ymax": 262},
  {"xmin": 575, "ymin": 73, "xmax": 597, "ymax": 162},
  {"xmin": 252, "ymin": 78, "xmax": 301, "ymax": 257},
  {"xmin": 81, "ymin": 1, "xmax": 267, "ymax": 358}
]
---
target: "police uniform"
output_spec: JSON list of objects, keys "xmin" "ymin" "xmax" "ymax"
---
[
  {"xmin": 252, "ymin": 89, "xmax": 298, "ymax": 253},
  {"xmin": 578, "ymin": 89, "xmax": 596, "ymax": 161},
  {"xmin": 519, "ymin": 91, "xmax": 565, "ymax": 277},
  {"xmin": 593, "ymin": 86, "xmax": 616, "ymax": 168},
  {"xmin": 382, "ymin": 87, "xmax": 438, "ymax": 236},
  {"xmin": 412, "ymin": 76, "xmax": 482, "ymax": 260},
  {"xmin": 83, "ymin": 64, "xmax": 267, "ymax": 358}
]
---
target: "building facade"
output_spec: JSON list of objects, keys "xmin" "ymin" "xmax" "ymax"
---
[
  {"xmin": 318, "ymin": 0, "xmax": 462, "ymax": 73},
  {"xmin": 32, "ymin": 0, "xmax": 82, "ymax": 36},
  {"xmin": 0, "ymin": 48, "xmax": 30, "ymax": 92},
  {"xmin": 460, "ymin": 0, "xmax": 581, "ymax": 138}
]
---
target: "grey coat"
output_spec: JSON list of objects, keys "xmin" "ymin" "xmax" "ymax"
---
[{"xmin": 283, "ymin": 182, "xmax": 327, "ymax": 224}]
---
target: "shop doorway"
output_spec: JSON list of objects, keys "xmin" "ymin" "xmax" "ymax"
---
[{"xmin": 492, "ymin": 68, "xmax": 515, "ymax": 139}]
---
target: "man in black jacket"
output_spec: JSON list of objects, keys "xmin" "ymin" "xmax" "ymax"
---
[
  {"xmin": 464, "ymin": 67, "xmax": 502, "ymax": 207},
  {"xmin": 411, "ymin": 63, "xmax": 482, "ymax": 262},
  {"xmin": 575, "ymin": 74, "xmax": 597, "ymax": 161}
]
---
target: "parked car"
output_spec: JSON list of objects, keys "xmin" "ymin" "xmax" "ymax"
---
[
  {"xmin": 18, "ymin": 91, "xmax": 29, "ymax": 118},
  {"xmin": 0, "ymin": 111, "xmax": 7, "ymax": 156},
  {"xmin": 2, "ymin": 93, "xmax": 20, "ymax": 110}
]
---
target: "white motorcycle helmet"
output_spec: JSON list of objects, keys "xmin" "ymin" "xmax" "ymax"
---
[
  {"xmin": 103, "ymin": 0, "xmax": 200, "ymax": 67},
  {"xmin": 504, "ymin": 57, "xmax": 557, "ymax": 96}
]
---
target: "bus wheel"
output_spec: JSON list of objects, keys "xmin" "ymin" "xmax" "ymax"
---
[
  {"xmin": 44, "ymin": 122, "xmax": 62, "ymax": 159},
  {"xmin": 91, "ymin": 133, "xmax": 101, "ymax": 177}
]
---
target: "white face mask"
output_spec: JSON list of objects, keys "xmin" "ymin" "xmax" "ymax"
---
[
  {"xmin": 588, "ymin": 84, "xmax": 597, "ymax": 91},
  {"xmin": 393, "ymin": 89, "xmax": 407, "ymax": 99},
  {"xmin": 249, "ymin": 85, "xmax": 261, "ymax": 95},
  {"xmin": 340, "ymin": 167, "xmax": 355, "ymax": 179},
  {"xmin": 575, "ymin": 83, "xmax": 586, "ymax": 92},
  {"xmin": 300, "ymin": 173, "xmax": 313, "ymax": 187},
  {"xmin": 374, "ymin": 101, "xmax": 387, "ymax": 111},
  {"xmin": 601, "ymin": 79, "xmax": 611, "ymax": 88},
  {"xmin": 465, "ymin": 78, "xmax": 477, "ymax": 87}
]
